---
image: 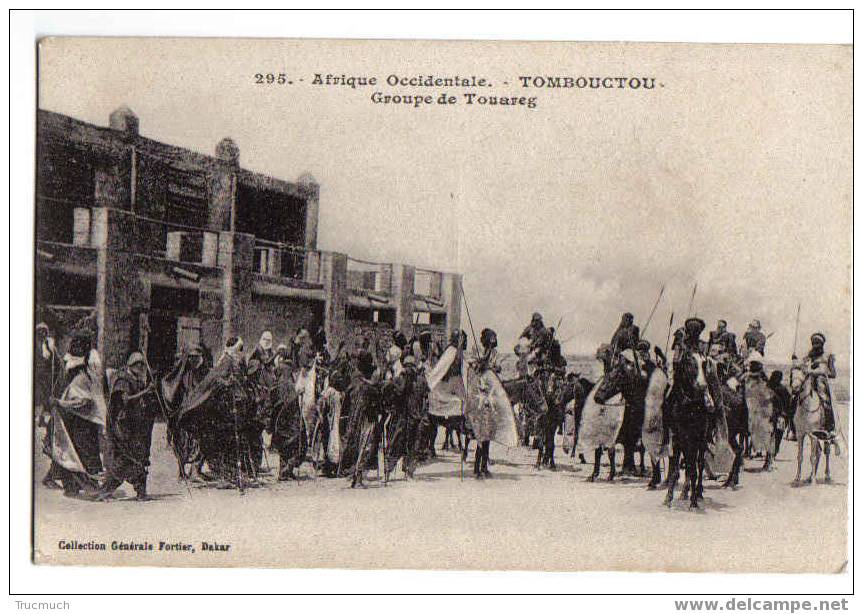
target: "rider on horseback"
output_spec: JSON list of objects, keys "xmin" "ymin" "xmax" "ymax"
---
[
  {"xmin": 518, "ymin": 312, "xmax": 553, "ymax": 373},
  {"xmin": 795, "ymin": 333, "xmax": 838, "ymax": 443}
]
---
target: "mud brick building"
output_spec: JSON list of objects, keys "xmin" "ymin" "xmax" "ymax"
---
[{"xmin": 36, "ymin": 107, "xmax": 461, "ymax": 372}]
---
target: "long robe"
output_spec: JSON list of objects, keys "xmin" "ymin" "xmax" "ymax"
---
[
  {"xmin": 465, "ymin": 360, "xmax": 519, "ymax": 447},
  {"xmin": 339, "ymin": 377, "xmax": 381, "ymax": 475},
  {"xmin": 103, "ymin": 369, "xmax": 159, "ymax": 491},
  {"xmin": 50, "ymin": 363, "xmax": 107, "ymax": 492},
  {"xmin": 426, "ymin": 346, "xmax": 466, "ymax": 418},
  {"xmin": 271, "ymin": 370, "xmax": 306, "ymax": 470}
]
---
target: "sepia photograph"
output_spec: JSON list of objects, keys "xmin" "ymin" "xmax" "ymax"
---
[{"xmin": 21, "ymin": 22, "xmax": 852, "ymax": 583}]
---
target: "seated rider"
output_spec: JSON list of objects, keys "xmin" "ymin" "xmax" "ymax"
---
[
  {"xmin": 708, "ymin": 319, "xmax": 738, "ymax": 361},
  {"xmin": 796, "ymin": 333, "xmax": 838, "ymax": 442}
]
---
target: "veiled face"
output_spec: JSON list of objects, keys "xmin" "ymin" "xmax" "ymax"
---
[{"xmin": 130, "ymin": 363, "xmax": 147, "ymax": 382}]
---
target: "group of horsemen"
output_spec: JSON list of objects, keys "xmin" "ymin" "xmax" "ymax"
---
[{"xmin": 34, "ymin": 307, "xmax": 839, "ymax": 501}]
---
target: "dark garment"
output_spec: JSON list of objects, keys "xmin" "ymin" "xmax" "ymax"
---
[
  {"xmin": 381, "ymin": 367, "xmax": 427, "ymax": 474},
  {"xmin": 103, "ymin": 370, "xmax": 159, "ymax": 494},
  {"xmin": 34, "ymin": 343, "xmax": 62, "ymax": 412},
  {"xmin": 340, "ymin": 377, "xmax": 381, "ymax": 476},
  {"xmin": 611, "ymin": 324, "xmax": 640, "ymax": 353},
  {"xmin": 743, "ymin": 330, "xmax": 767, "ymax": 355},
  {"xmin": 53, "ymin": 407, "xmax": 103, "ymax": 494},
  {"xmin": 271, "ymin": 375, "xmax": 306, "ymax": 478},
  {"xmin": 709, "ymin": 330, "xmax": 738, "ymax": 356},
  {"xmin": 173, "ymin": 362, "xmax": 208, "ymax": 468},
  {"xmin": 768, "ymin": 382, "xmax": 792, "ymax": 425},
  {"xmin": 177, "ymin": 355, "xmax": 251, "ymax": 482}
]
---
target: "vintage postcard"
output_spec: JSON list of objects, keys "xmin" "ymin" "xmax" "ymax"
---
[{"xmin": 32, "ymin": 37, "xmax": 850, "ymax": 573}]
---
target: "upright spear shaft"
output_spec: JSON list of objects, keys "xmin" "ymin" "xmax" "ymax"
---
[
  {"xmin": 641, "ymin": 283, "xmax": 666, "ymax": 337},
  {"xmin": 458, "ymin": 279, "xmax": 483, "ymax": 483},
  {"xmin": 686, "ymin": 283, "xmax": 698, "ymax": 318},
  {"xmin": 792, "ymin": 302, "xmax": 801, "ymax": 358},
  {"xmin": 664, "ymin": 311, "xmax": 675, "ymax": 359}
]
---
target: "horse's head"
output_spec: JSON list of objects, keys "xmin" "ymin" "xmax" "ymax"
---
[
  {"xmin": 789, "ymin": 365, "xmax": 809, "ymax": 395},
  {"xmin": 547, "ymin": 372, "xmax": 575, "ymax": 408},
  {"xmin": 594, "ymin": 353, "xmax": 640, "ymax": 403},
  {"xmin": 674, "ymin": 349, "xmax": 711, "ymax": 395}
]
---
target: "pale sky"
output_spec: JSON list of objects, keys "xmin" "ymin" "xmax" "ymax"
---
[{"xmin": 39, "ymin": 38, "xmax": 852, "ymax": 363}]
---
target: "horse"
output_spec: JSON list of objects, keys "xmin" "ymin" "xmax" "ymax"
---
[
  {"xmin": 742, "ymin": 372, "xmax": 777, "ymax": 472},
  {"xmin": 790, "ymin": 367, "xmax": 835, "ymax": 485},
  {"xmin": 703, "ymin": 363, "xmax": 749, "ymax": 489},
  {"xmin": 561, "ymin": 376, "xmax": 594, "ymax": 462},
  {"xmin": 663, "ymin": 350, "xmax": 712, "ymax": 510},
  {"xmin": 641, "ymin": 366, "xmax": 669, "ymax": 489},
  {"xmin": 502, "ymin": 375, "xmax": 549, "ymax": 450},
  {"xmin": 590, "ymin": 354, "xmax": 649, "ymax": 481},
  {"xmin": 533, "ymin": 370, "xmax": 574, "ymax": 470}
]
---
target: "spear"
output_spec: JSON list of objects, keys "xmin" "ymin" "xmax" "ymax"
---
[
  {"xmin": 792, "ymin": 302, "xmax": 801, "ymax": 358},
  {"xmin": 664, "ymin": 311, "xmax": 675, "ymax": 359},
  {"xmin": 641, "ymin": 283, "xmax": 666, "ymax": 337},
  {"xmin": 458, "ymin": 279, "xmax": 484, "ymax": 483},
  {"xmin": 686, "ymin": 283, "xmax": 698, "ymax": 318}
]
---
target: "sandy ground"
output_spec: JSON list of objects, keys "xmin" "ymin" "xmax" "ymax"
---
[{"xmin": 33, "ymin": 405, "xmax": 848, "ymax": 573}]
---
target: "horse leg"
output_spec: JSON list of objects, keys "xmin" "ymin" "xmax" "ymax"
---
[
  {"xmin": 606, "ymin": 447, "xmax": 616, "ymax": 481},
  {"xmin": 638, "ymin": 444, "xmax": 646, "ymax": 477},
  {"xmin": 823, "ymin": 441, "xmax": 832, "ymax": 484},
  {"xmin": 461, "ymin": 428, "xmax": 471, "ymax": 462},
  {"xmin": 647, "ymin": 456, "xmax": 661, "ymax": 490},
  {"xmin": 684, "ymin": 447, "xmax": 698, "ymax": 510},
  {"xmin": 587, "ymin": 448, "xmax": 601, "ymax": 482},
  {"xmin": 724, "ymin": 436, "xmax": 743, "ymax": 489},
  {"xmin": 794, "ymin": 435, "xmax": 805, "ymax": 484},
  {"xmin": 546, "ymin": 420, "xmax": 557, "ymax": 470},
  {"xmin": 664, "ymin": 449, "xmax": 679, "ymax": 507},
  {"xmin": 763, "ymin": 447, "xmax": 774, "ymax": 472},
  {"xmin": 807, "ymin": 437, "xmax": 820, "ymax": 484},
  {"xmin": 695, "ymin": 448, "xmax": 707, "ymax": 501}
]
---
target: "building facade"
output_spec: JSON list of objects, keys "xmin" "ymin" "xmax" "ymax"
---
[{"xmin": 36, "ymin": 107, "xmax": 461, "ymax": 372}]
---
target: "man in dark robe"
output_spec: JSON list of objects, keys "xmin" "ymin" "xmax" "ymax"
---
[
  {"xmin": 768, "ymin": 369, "xmax": 793, "ymax": 448},
  {"xmin": 381, "ymin": 354, "xmax": 427, "ymax": 478},
  {"xmin": 162, "ymin": 345, "xmax": 212, "ymax": 481},
  {"xmin": 520, "ymin": 312, "xmax": 552, "ymax": 369},
  {"xmin": 708, "ymin": 319, "xmax": 738, "ymax": 360},
  {"xmin": 610, "ymin": 312, "xmax": 640, "ymax": 355},
  {"xmin": 246, "ymin": 330, "xmax": 278, "ymax": 474},
  {"xmin": 178, "ymin": 336, "xmax": 251, "ymax": 487},
  {"xmin": 742, "ymin": 319, "xmax": 767, "ymax": 358},
  {"xmin": 340, "ymin": 352, "xmax": 382, "ymax": 488},
  {"xmin": 35, "ymin": 323, "xmax": 64, "ymax": 489},
  {"xmin": 98, "ymin": 352, "xmax": 160, "ymax": 500},
  {"xmin": 270, "ymin": 357, "xmax": 306, "ymax": 481}
]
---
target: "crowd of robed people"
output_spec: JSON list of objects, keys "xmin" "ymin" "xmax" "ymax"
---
[{"xmin": 33, "ymin": 307, "xmax": 841, "ymax": 501}]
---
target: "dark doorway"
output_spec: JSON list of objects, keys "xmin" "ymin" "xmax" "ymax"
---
[{"xmin": 144, "ymin": 315, "xmax": 178, "ymax": 375}]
